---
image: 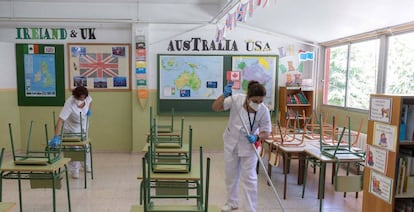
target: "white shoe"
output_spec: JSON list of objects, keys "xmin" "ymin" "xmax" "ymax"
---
[
  {"xmin": 221, "ymin": 203, "xmax": 238, "ymax": 212},
  {"xmin": 85, "ymin": 166, "xmax": 91, "ymax": 173},
  {"xmin": 71, "ymin": 172, "xmax": 80, "ymax": 179}
]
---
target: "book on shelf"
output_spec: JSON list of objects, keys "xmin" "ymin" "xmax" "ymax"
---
[
  {"xmin": 297, "ymin": 92, "xmax": 309, "ymax": 104},
  {"xmin": 396, "ymin": 153, "xmax": 414, "ymax": 194}
]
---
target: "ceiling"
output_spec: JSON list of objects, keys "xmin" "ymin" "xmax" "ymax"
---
[{"xmin": 2, "ymin": 0, "xmax": 414, "ymax": 43}]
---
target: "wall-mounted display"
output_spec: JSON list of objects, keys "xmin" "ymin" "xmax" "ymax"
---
[
  {"xmin": 157, "ymin": 54, "xmax": 279, "ymax": 115},
  {"xmin": 67, "ymin": 43, "xmax": 131, "ymax": 91},
  {"xmin": 15, "ymin": 44, "xmax": 65, "ymax": 106}
]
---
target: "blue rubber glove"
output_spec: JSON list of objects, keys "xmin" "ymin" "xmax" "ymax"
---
[
  {"xmin": 223, "ymin": 81, "xmax": 233, "ymax": 97},
  {"xmin": 48, "ymin": 135, "xmax": 60, "ymax": 148},
  {"xmin": 246, "ymin": 135, "xmax": 257, "ymax": 144},
  {"xmin": 86, "ymin": 109, "xmax": 91, "ymax": 117}
]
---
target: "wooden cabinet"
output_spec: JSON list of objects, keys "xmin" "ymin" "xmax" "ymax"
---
[
  {"xmin": 362, "ymin": 94, "xmax": 414, "ymax": 212},
  {"xmin": 278, "ymin": 86, "xmax": 314, "ymax": 127}
]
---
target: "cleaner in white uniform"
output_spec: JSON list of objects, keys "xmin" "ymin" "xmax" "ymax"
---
[
  {"xmin": 49, "ymin": 86, "xmax": 92, "ymax": 179},
  {"xmin": 212, "ymin": 80, "xmax": 271, "ymax": 212}
]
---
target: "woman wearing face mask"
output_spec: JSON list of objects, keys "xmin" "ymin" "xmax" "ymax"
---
[
  {"xmin": 212, "ymin": 80, "xmax": 271, "ymax": 212},
  {"xmin": 51, "ymin": 86, "xmax": 92, "ymax": 179}
]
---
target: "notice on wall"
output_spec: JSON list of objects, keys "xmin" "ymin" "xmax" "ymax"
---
[
  {"xmin": 366, "ymin": 144, "xmax": 388, "ymax": 174},
  {"xmin": 369, "ymin": 170, "xmax": 393, "ymax": 204},
  {"xmin": 373, "ymin": 122, "xmax": 398, "ymax": 152},
  {"xmin": 369, "ymin": 97, "xmax": 392, "ymax": 124}
]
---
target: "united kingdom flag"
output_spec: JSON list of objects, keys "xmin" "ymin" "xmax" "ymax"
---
[{"xmin": 79, "ymin": 53, "xmax": 119, "ymax": 78}]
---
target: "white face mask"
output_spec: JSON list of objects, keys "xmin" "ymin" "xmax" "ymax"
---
[
  {"xmin": 249, "ymin": 101, "xmax": 260, "ymax": 111},
  {"xmin": 74, "ymin": 99, "xmax": 85, "ymax": 106}
]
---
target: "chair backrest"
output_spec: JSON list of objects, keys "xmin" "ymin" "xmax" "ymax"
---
[{"xmin": 60, "ymin": 112, "xmax": 88, "ymax": 142}]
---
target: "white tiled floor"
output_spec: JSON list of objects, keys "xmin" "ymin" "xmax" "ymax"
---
[{"xmin": 1, "ymin": 151, "xmax": 363, "ymax": 212}]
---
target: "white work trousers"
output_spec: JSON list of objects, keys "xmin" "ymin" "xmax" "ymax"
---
[
  {"xmin": 224, "ymin": 147, "xmax": 258, "ymax": 212},
  {"xmin": 68, "ymin": 144, "xmax": 91, "ymax": 173}
]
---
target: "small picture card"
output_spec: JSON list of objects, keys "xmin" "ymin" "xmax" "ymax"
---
[
  {"xmin": 373, "ymin": 122, "xmax": 398, "ymax": 152},
  {"xmin": 369, "ymin": 97, "xmax": 392, "ymax": 124},
  {"xmin": 180, "ymin": 89, "xmax": 190, "ymax": 97},
  {"xmin": 369, "ymin": 170, "xmax": 393, "ymax": 204},
  {"xmin": 366, "ymin": 144, "xmax": 388, "ymax": 174},
  {"xmin": 206, "ymin": 81, "xmax": 217, "ymax": 88}
]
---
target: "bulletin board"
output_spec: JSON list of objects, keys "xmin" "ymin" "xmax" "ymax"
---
[
  {"xmin": 67, "ymin": 43, "xmax": 131, "ymax": 91},
  {"xmin": 15, "ymin": 44, "xmax": 65, "ymax": 106},
  {"xmin": 157, "ymin": 54, "xmax": 279, "ymax": 115}
]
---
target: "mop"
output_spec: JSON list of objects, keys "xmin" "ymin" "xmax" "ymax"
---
[{"xmin": 231, "ymin": 95, "xmax": 286, "ymax": 212}]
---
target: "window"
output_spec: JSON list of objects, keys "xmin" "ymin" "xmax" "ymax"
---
[
  {"xmin": 386, "ymin": 32, "xmax": 414, "ymax": 94},
  {"xmin": 324, "ymin": 40, "xmax": 379, "ymax": 110},
  {"xmin": 324, "ymin": 45, "xmax": 347, "ymax": 107}
]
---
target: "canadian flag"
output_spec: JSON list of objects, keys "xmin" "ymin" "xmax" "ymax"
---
[
  {"xmin": 226, "ymin": 71, "xmax": 241, "ymax": 82},
  {"xmin": 28, "ymin": 44, "xmax": 39, "ymax": 54}
]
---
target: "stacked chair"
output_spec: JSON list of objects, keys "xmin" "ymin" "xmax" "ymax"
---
[
  {"xmin": 8, "ymin": 121, "xmax": 61, "ymax": 165},
  {"xmin": 132, "ymin": 108, "xmax": 217, "ymax": 212},
  {"xmin": 302, "ymin": 115, "xmax": 365, "ymax": 200}
]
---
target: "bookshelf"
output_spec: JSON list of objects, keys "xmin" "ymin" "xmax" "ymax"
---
[
  {"xmin": 278, "ymin": 86, "xmax": 313, "ymax": 127},
  {"xmin": 362, "ymin": 94, "xmax": 414, "ymax": 212}
]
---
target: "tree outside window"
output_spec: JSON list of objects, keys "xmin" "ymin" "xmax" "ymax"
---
[
  {"xmin": 386, "ymin": 32, "xmax": 414, "ymax": 94},
  {"xmin": 324, "ymin": 39, "xmax": 379, "ymax": 110}
]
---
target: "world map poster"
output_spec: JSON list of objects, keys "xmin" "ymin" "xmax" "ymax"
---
[
  {"xmin": 231, "ymin": 56, "xmax": 277, "ymax": 109},
  {"xmin": 159, "ymin": 55, "xmax": 224, "ymax": 100},
  {"xmin": 24, "ymin": 54, "xmax": 56, "ymax": 97}
]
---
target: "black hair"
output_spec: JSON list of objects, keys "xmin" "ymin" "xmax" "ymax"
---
[
  {"xmin": 247, "ymin": 80, "xmax": 266, "ymax": 97},
  {"xmin": 72, "ymin": 86, "xmax": 89, "ymax": 98}
]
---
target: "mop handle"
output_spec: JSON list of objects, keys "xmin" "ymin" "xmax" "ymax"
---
[{"xmin": 231, "ymin": 96, "xmax": 286, "ymax": 212}]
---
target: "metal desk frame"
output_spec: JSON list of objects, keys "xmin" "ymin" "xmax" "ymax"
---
[
  {"xmin": 0, "ymin": 158, "xmax": 72, "ymax": 212},
  {"xmin": 301, "ymin": 146, "xmax": 364, "ymax": 212},
  {"xmin": 60, "ymin": 140, "xmax": 93, "ymax": 188}
]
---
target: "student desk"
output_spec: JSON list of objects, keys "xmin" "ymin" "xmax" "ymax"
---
[
  {"xmin": 0, "ymin": 158, "xmax": 71, "ymax": 212},
  {"xmin": 302, "ymin": 145, "xmax": 364, "ymax": 211},
  {"xmin": 61, "ymin": 140, "xmax": 93, "ymax": 188},
  {"xmin": 268, "ymin": 143, "xmax": 307, "ymax": 199}
]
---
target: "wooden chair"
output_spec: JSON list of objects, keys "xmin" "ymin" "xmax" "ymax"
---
[{"xmin": 304, "ymin": 111, "xmax": 330, "ymax": 140}]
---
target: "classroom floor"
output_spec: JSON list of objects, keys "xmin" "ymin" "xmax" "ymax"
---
[{"xmin": 1, "ymin": 150, "xmax": 363, "ymax": 212}]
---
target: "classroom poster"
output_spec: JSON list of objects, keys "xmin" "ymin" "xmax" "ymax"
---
[
  {"xmin": 159, "ymin": 55, "xmax": 224, "ymax": 100},
  {"xmin": 366, "ymin": 144, "xmax": 388, "ymax": 174},
  {"xmin": 24, "ymin": 54, "xmax": 56, "ymax": 97},
  {"xmin": 369, "ymin": 170, "xmax": 393, "ymax": 204},
  {"xmin": 373, "ymin": 122, "xmax": 398, "ymax": 152},
  {"xmin": 68, "ymin": 43, "xmax": 131, "ymax": 91},
  {"xmin": 231, "ymin": 56, "xmax": 277, "ymax": 109},
  {"xmin": 369, "ymin": 97, "xmax": 392, "ymax": 123}
]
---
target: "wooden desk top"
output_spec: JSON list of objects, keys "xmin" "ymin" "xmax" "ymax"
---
[
  {"xmin": 141, "ymin": 143, "xmax": 189, "ymax": 153},
  {"xmin": 0, "ymin": 202, "xmax": 15, "ymax": 212},
  {"xmin": 264, "ymin": 139, "xmax": 319, "ymax": 153},
  {"xmin": 305, "ymin": 145, "xmax": 364, "ymax": 162},
  {"xmin": 137, "ymin": 163, "xmax": 200, "ymax": 180},
  {"xmin": 1, "ymin": 158, "xmax": 71, "ymax": 172}
]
